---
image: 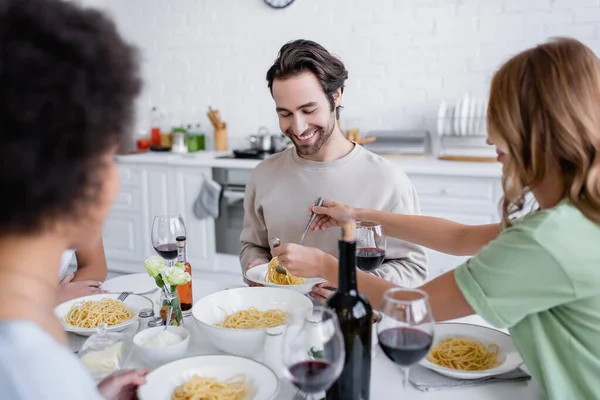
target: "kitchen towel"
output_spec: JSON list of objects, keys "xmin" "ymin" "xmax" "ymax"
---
[
  {"xmin": 193, "ymin": 177, "xmax": 223, "ymax": 220},
  {"xmin": 410, "ymin": 365, "xmax": 531, "ymax": 392}
]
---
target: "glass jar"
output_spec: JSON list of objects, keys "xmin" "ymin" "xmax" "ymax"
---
[
  {"xmin": 159, "ymin": 288, "xmax": 184, "ymax": 327},
  {"xmin": 78, "ymin": 323, "xmax": 126, "ymax": 381}
]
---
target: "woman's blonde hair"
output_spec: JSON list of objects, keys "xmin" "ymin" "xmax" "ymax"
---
[{"xmin": 487, "ymin": 37, "xmax": 600, "ymax": 227}]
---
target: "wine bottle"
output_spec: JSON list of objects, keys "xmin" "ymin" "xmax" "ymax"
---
[
  {"xmin": 175, "ymin": 235, "xmax": 193, "ymax": 316},
  {"xmin": 325, "ymin": 220, "xmax": 372, "ymax": 400}
]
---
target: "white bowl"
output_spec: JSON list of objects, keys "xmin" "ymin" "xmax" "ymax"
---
[
  {"xmin": 137, "ymin": 355, "xmax": 279, "ymax": 400},
  {"xmin": 244, "ymin": 262, "xmax": 326, "ymax": 294},
  {"xmin": 419, "ymin": 322, "xmax": 523, "ymax": 380},
  {"xmin": 55, "ymin": 293, "xmax": 151, "ymax": 336},
  {"xmin": 192, "ymin": 287, "xmax": 313, "ymax": 357},
  {"xmin": 133, "ymin": 326, "xmax": 191, "ymax": 367}
]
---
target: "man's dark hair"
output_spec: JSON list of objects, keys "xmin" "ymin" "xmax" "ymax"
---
[
  {"xmin": 266, "ymin": 39, "xmax": 348, "ymax": 119},
  {"xmin": 0, "ymin": 0, "xmax": 141, "ymax": 234}
]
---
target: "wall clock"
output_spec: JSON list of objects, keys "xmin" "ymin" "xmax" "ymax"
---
[{"xmin": 264, "ymin": 0, "xmax": 295, "ymax": 9}]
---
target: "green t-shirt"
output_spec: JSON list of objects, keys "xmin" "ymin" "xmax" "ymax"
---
[{"xmin": 455, "ymin": 202, "xmax": 600, "ymax": 400}]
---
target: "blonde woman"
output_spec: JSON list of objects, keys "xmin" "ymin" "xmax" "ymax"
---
[
  {"xmin": 0, "ymin": 0, "xmax": 148, "ymax": 398},
  {"xmin": 273, "ymin": 37, "xmax": 600, "ymax": 399}
]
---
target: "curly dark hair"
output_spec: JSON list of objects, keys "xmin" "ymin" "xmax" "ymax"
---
[
  {"xmin": 266, "ymin": 39, "xmax": 348, "ymax": 119},
  {"xmin": 0, "ymin": 0, "xmax": 141, "ymax": 234}
]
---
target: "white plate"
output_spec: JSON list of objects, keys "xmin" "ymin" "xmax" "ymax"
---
[
  {"xmin": 101, "ymin": 273, "xmax": 158, "ymax": 295},
  {"xmin": 420, "ymin": 322, "xmax": 523, "ymax": 380},
  {"xmin": 437, "ymin": 101, "xmax": 447, "ymax": 136},
  {"xmin": 137, "ymin": 355, "xmax": 280, "ymax": 400},
  {"xmin": 55, "ymin": 293, "xmax": 151, "ymax": 336},
  {"xmin": 244, "ymin": 263, "xmax": 326, "ymax": 294}
]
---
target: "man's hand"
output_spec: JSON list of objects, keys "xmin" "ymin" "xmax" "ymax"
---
[
  {"xmin": 243, "ymin": 259, "xmax": 268, "ymax": 287},
  {"xmin": 57, "ymin": 273, "xmax": 105, "ymax": 303},
  {"xmin": 97, "ymin": 369, "xmax": 151, "ymax": 400},
  {"xmin": 271, "ymin": 244, "xmax": 328, "ymax": 279},
  {"xmin": 309, "ymin": 282, "xmax": 337, "ymax": 303}
]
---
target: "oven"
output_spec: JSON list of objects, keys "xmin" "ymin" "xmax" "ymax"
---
[{"xmin": 212, "ymin": 167, "xmax": 253, "ymax": 255}]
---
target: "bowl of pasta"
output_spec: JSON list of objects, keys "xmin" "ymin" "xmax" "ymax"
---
[
  {"xmin": 419, "ymin": 322, "xmax": 524, "ymax": 380},
  {"xmin": 55, "ymin": 293, "xmax": 150, "ymax": 336},
  {"xmin": 192, "ymin": 286, "xmax": 313, "ymax": 357},
  {"xmin": 244, "ymin": 258, "xmax": 326, "ymax": 294}
]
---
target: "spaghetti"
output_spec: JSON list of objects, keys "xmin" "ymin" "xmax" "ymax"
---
[
  {"xmin": 427, "ymin": 336, "xmax": 501, "ymax": 371},
  {"xmin": 64, "ymin": 298, "xmax": 133, "ymax": 328},
  {"xmin": 171, "ymin": 373, "xmax": 248, "ymax": 400},
  {"xmin": 214, "ymin": 306, "xmax": 288, "ymax": 330},
  {"xmin": 266, "ymin": 257, "xmax": 306, "ymax": 285}
]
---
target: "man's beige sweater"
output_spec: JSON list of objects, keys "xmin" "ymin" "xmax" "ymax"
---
[{"xmin": 239, "ymin": 144, "xmax": 428, "ymax": 287}]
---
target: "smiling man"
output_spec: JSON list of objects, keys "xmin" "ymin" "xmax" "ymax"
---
[{"xmin": 239, "ymin": 39, "xmax": 428, "ymax": 293}]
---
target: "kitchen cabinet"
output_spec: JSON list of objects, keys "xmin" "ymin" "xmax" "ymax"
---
[{"xmin": 103, "ymin": 161, "xmax": 215, "ymax": 274}]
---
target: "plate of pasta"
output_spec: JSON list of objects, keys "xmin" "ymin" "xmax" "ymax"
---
[
  {"xmin": 137, "ymin": 355, "xmax": 279, "ymax": 400},
  {"xmin": 55, "ymin": 293, "xmax": 150, "ymax": 336},
  {"xmin": 419, "ymin": 323, "xmax": 523, "ymax": 380},
  {"xmin": 244, "ymin": 259, "xmax": 326, "ymax": 294}
]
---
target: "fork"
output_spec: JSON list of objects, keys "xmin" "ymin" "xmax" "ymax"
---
[
  {"xmin": 293, "ymin": 390, "xmax": 308, "ymax": 400},
  {"xmin": 117, "ymin": 291, "xmax": 132, "ymax": 301}
]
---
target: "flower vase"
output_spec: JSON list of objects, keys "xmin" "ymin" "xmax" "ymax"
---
[{"xmin": 159, "ymin": 288, "xmax": 184, "ymax": 327}]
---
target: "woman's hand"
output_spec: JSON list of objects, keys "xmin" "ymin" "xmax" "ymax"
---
[
  {"xmin": 309, "ymin": 199, "xmax": 357, "ymax": 231},
  {"xmin": 97, "ymin": 369, "xmax": 151, "ymax": 400},
  {"xmin": 57, "ymin": 273, "xmax": 105, "ymax": 303}
]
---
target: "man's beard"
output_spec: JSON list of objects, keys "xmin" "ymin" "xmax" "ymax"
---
[{"xmin": 287, "ymin": 113, "xmax": 336, "ymax": 157}]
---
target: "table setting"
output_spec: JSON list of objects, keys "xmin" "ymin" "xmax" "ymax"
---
[{"xmin": 56, "ymin": 213, "xmax": 543, "ymax": 399}]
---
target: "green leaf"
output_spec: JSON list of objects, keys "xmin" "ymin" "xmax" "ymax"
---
[{"xmin": 309, "ymin": 347, "xmax": 323, "ymax": 359}]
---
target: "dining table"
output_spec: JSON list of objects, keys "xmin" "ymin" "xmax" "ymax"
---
[{"xmin": 68, "ymin": 277, "xmax": 545, "ymax": 400}]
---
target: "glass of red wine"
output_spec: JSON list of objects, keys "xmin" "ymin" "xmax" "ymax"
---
[
  {"xmin": 151, "ymin": 215, "xmax": 186, "ymax": 267},
  {"xmin": 377, "ymin": 288, "xmax": 435, "ymax": 390},
  {"xmin": 356, "ymin": 221, "xmax": 386, "ymax": 272},
  {"xmin": 282, "ymin": 305, "xmax": 345, "ymax": 399}
]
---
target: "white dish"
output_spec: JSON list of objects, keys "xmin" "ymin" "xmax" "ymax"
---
[
  {"xmin": 244, "ymin": 262, "xmax": 326, "ymax": 294},
  {"xmin": 460, "ymin": 94, "xmax": 470, "ymax": 136},
  {"xmin": 192, "ymin": 286, "xmax": 313, "ymax": 357},
  {"xmin": 133, "ymin": 326, "xmax": 191, "ymax": 367},
  {"xmin": 55, "ymin": 293, "xmax": 151, "ymax": 336},
  {"xmin": 453, "ymin": 99, "xmax": 462, "ymax": 136},
  {"xmin": 437, "ymin": 101, "xmax": 447, "ymax": 136},
  {"xmin": 420, "ymin": 322, "xmax": 523, "ymax": 380},
  {"xmin": 137, "ymin": 355, "xmax": 279, "ymax": 400},
  {"xmin": 101, "ymin": 273, "xmax": 158, "ymax": 296}
]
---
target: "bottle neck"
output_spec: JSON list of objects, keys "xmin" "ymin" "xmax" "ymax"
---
[
  {"xmin": 177, "ymin": 241, "xmax": 186, "ymax": 263},
  {"xmin": 338, "ymin": 239, "xmax": 357, "ymax": 292}
]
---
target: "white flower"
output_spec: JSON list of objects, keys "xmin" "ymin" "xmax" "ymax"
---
[
  {"xmin": 162, "ymin": 266, "xmax": 191, "ymax": 286},
  {"xmin": 143, "ymin": 256, "xmax": 165, "ymax": 278}
]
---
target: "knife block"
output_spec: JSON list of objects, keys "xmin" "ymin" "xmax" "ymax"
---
[{"xmin": 214, "ymin": 127, "xmax": 228, "ymax": 151}]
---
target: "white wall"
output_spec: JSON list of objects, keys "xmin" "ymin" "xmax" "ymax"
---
[{"xmin": 87, "ymin": 0, "xmax": 600, "ymax": 147}]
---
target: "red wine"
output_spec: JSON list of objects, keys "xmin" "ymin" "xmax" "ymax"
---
[
  {"xmin": 356, "ymin": 248, "xmax": 385, "ymax": 272},
  {"xmin": 326, "ymin": 222, "xmax": 372, "ymax": 400},
  {"xmin": 378, "ymin": 327, "xmax": 433, "ymax": 367},
  {"xmin": 289, "ymin": 360, "xmax": 336, "ymax": 393},
  {"xmin": 154, "ymin": 243, "xmax": 178, "ymax": 260}
]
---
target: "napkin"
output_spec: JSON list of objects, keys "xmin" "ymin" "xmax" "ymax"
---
[{"xmin": 410, "ymin": 365, "xmax": 531, "ymax": 392}]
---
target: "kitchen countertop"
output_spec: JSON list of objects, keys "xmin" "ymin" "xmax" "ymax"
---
[{"xmin": 116, "ymin": 150, "xmax": 503, "ymax": 178}]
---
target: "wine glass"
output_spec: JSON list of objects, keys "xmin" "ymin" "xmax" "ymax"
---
[
  {"xmin": 377, "ymin": 288, "xmax": 435, "ymax": 390},
  {"xmin": 282, "ymin": 306, "xmax": 345, "ymax": 399},
  {"xmin": 151, "ymin": 215, "xmax": 186, "ymax": 267},
  {"xmin": 356, "ymin": 221, "xmax": 386, "ymax": 272}
]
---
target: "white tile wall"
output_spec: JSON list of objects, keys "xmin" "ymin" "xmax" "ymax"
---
[{"xmin": 85, "ymin": 0, "xmax": 600, "ymax": 146}]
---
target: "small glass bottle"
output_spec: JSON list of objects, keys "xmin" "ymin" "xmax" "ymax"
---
[
  {"xmin": 176, "ymin": 235, "xmax": 193, "ymax": 316},
  {"xmin": 136, "ymin": 308, "xmax": 155, "ymax": 333}
]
